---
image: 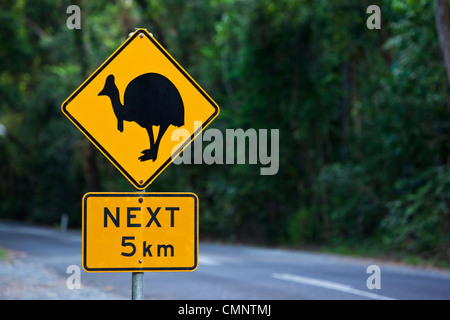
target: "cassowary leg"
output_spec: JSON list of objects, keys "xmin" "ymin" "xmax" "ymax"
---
[
  {"xmin": 139, "ymin": 127, "xmax": 156, "ymax": 161},
  {"xmin": 139, "ymin": 124, "xmax": 169, "ymax": 162},
  {"xmin": 153, "ymin": 124, "xmax": 169, "ymax": 152}
]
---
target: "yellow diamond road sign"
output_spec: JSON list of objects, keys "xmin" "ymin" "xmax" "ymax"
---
[
  {"xmin": 82, "ymin": 192, "xmax": 198, "ymax": 272},
  {"xmin": 62, "ymin": 29, "xmax": 219, "ymax": 189}
]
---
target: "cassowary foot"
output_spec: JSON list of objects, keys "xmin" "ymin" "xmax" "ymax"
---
[{"xmin": 138, "ymin": 148, "xmax": 158, "ymax": 162}]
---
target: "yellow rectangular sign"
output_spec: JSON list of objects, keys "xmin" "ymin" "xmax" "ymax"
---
[{"xmin": 82, "ymin": 192, "xmax": 198, "ymax": 272}]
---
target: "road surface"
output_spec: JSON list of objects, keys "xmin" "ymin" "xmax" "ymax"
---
[{"xmin": 0, "ymin": 220, "xmax": 449, "ymax": 300}]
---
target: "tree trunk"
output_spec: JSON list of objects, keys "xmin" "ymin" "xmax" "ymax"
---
[
  {"xmin": 73, "ymin": 0, "xmax": 100, "ymax": 190},
  {"xmin": 341, "ymin": 62, "xmax": 351, "ymax": 147},
  {"xmin": 81, "ymin": 140, "xmax": 100, "ymax": 190},
  {"xmin": 435, "ymin": 0, "xmax": 450, "ymax": 85}
]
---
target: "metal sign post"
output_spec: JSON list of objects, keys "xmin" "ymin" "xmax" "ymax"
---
[
  {"xmin": 132, "ymin": 187, "xmax": 145, "ymax": 300},
  {"xmin": 132, "ymin": 271, "xmax": 144, "ymax": 300}
]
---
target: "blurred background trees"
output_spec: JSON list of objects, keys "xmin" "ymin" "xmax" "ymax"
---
[{"xmin": 0, "ymin": 0, "xmax": 449, "ymax": 264}]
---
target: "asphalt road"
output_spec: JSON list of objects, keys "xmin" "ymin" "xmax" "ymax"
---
[{"xmin": 0, "ymin": 220, "xmax": 449, "ymax": 300}]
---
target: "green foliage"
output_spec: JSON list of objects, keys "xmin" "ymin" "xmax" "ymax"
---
[
  {"xmin": 382, "ymin": 166, "xmax": 450, "ymax": 260},
  {"xmin": 1, "ymin": 0, "xmax": 449, "ymax": 263},
  {"xmin": 314, "ymin": 163, "xmax": 384, "ymax": 243},
  {"xmin": 287, "ymin": 207, "xmax": 319, "ymax": 246}
]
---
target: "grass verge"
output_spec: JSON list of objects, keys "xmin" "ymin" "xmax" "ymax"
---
[{"xmin": 0, "ymin": 247, "xmax": 7, "ymax": 259}]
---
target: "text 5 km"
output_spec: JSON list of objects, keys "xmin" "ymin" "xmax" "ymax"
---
[{"xmin": 120, "ymin": 236, "xmax": 175, "ymax": 258}]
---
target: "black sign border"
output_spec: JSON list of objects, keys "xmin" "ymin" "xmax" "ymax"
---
[
  {"xmin": 62, "ymin": 29, "xmax": 219, "ymax": 190},
  {"xmin": 82, "ymin": 192, "xmax": 198, "ymax": 272}
]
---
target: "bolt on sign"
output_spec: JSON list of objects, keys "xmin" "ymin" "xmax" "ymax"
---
[
  {"xmin": 82, "ymin": 192, "xmax": 198, "ymax": 272},
  {"xmin": 61, "ymin": 29, "xmax": 219, "ymax": 190}
]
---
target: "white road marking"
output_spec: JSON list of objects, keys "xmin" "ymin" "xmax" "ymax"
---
[
  {"xmin": 272, "ymin": 273, "xmax": 395, "ymax": 300},
  {"xmin": 199, "ymin": 255, "xmax": 221, "ymax": 266}
]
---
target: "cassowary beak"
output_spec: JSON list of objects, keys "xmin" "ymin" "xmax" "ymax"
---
[{"xmin": 98, "ymin": 88, "xmax": 107, "ymax": 96}]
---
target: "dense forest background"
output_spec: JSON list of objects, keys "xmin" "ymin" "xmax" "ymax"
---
[{"xmin": 1, "ymin": 0, "xmax": 449, "ymax": 265}]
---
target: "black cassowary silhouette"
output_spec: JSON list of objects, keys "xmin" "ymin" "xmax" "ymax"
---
[{"xmin": 98, "ymin": 73, "xmax": 184, "ymax": 161}]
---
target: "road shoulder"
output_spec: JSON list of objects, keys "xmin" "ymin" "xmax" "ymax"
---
[{"xmin": 0, "ymin": 248, "xmax": 124, "ymax": 300}]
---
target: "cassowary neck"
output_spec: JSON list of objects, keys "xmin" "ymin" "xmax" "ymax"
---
[{"xmin": 107, "ymin": 86, "xmax": 126, "ymax": 120}]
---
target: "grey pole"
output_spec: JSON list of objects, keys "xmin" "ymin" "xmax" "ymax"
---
[
  {"xmin": 132, "ymin": 272, "xmax": 144, "ymax": 300},
  {"xmin": 131, "ymin": 186, "xmax": 146, "ymax": 300}
]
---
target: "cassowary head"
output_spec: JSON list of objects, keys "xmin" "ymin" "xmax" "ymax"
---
[{"xmin": 98, "ymin": 74, "xmax": 116, "ymax": 97}]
